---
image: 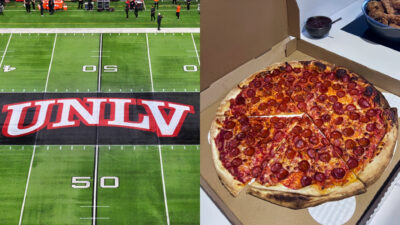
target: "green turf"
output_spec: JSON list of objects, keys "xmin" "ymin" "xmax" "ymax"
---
[
  {"xmin": 97, "ymin": 146, "xmax": 167, "ymax": 225},
  {"xmin": 0, "ymin": 1, "xmax": 200, "ymax": 28},
  {"xmin": 47, "ymin": 33, "xmax": 99, "ymax": 92},
  {"xmin": 101, "ymin": 33, "xmax": 152, "ymax": 92},
  {"xmin": 21, "ymin": 146, "xmax": 94, "ymax": 225},
  {"xmin": 148, "ymin": 33, "xmax": 199, "ymax": 91},
  {"xmin": 162, "ymin": 145, "xmax": 199, "ymax": 225},
  {"xmin": 0, "ymin": 146, "xmax": 34, "ymax": 225},
  {"xmin": 0, "ymin": 33, "xmax": 56, "ymax": 92}
]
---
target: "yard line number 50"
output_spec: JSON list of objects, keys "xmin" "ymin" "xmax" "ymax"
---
[{"xmin": 72, "ymin": 176, "xmax": 119, "ymax": 189}]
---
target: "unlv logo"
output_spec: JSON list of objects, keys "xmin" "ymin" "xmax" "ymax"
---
[{"xmin": 0, "ymin": 93, "xmax": 199, "ymax": 145}]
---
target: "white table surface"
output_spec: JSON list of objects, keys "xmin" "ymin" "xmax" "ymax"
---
[{"xmin": 201, "ymin": 1, "xmax": 400, "ymax": 224}]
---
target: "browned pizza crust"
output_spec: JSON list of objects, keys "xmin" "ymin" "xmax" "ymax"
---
[
  {"xmin": 358, "ymin": 108, "xmax": 398, "ymax": 186},
  {"xmin": 248, "ymin": 179, "xmax": 366, "ymax": 209},
  {"xmin": 210, "ymin": 117, "xmax": 246, "ymax": 196}
]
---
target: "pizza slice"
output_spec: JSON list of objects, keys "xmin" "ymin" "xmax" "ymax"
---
[
  {"xmin": 248, "ymin": 115, "xmax": 366, "ymax": 209},
  {"xmin": 210, "ymin": 116, "xmax": 299, "ymax": 196}
]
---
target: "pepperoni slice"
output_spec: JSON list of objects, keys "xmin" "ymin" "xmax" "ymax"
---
[
  {"xmin": 349, "ymin": 112, "xmax": 360, "ymax": 120},
  {"xmin": 271, "ymin": 162, "xmax": 282, "ymax": 173},
  {"xmin": 333, "ymin": 102, "xmax": 344, "ymax": 114},
  {"xmin": 298, "ymin": 160, "xmax": 310, "ymax": 172},
  {"xmin": 360, "ymin": 116, "xmax": 370, "ymax": 123},
  {"xmin": 328, "ymin": 95, "xmax": 338, "ymax": 103},
  {"xmin": 297, "ymin": 102, "xmax": 307, "ymax": 111},
  {"xmin": 354, "ymin": 146, "xmax": 364, "ymax": 156},
  {"xmin": 366, "ymin": 123, "xmax": 376, "ymax": 132},
  {"xmin": 331, "ymin": 131, "xmax": 342, "ymax": 139},
  {"xmin": 345, "ymin": 104, "xmax": 356, "ymax": 111},
  {"xmin": 322, "ymin": 138, "xmax": 330, "ymax": 146},
  {"xmin": 259, "ymin": 129, "xmax": 270, "ymax": 138},
  {"xmin": 277, "ymin": 169, "xmax": 289, "ymax": 180},
  {"xmin": 324, "ymin": 80, "xmax": 331, "ymax": 87},
  {"xmin": 319, "ymin": 153, "xmax": 331, "ymax": 162},
  {"xmin": 254, "ymin": 80, "xmax": 261, "ymax": 88},
  {"xmin": 301, "ymin": 176, "xmax": 312, "ymax": 187},
  {"xmin": 231, "ymin": 158, "xmax": 242, "ymax": 167},
  {"xmin": 292, "ymin": 125, "xmax": 303, "ymax": 135},
  {"xmin": 236, "ymin": 132, "xmax": 246, "ymax": 140},
  {"xmin": 347, "ymin": 158, "xmax": 358, "ymax": 169},
  {"xmin": 286, "ymin": 149, "xmax": 296, "ymax": 159},
  {"xmin": 252, "ymin": 124, "xmax": 263, "ymax": 132},
  {"xmin": 267, "ymin": 99, "xmax": 277, "ymax": 106},
  {"xmin": 309, "ymin": 136, "xmax": 319, "ymax": 145},
  {"xmin": 359, "ymin": 138, "xmax": 370, "ymax": 147},
  {"xmin": 244, "ymin": 147, "xmax": 255, "ymax": 156},
  {"xmin": 345, "ymin": 139, "xmax": 356, "ymax": 149},
  {"xmin": 358, "ymin": 98, "xmax": 370, "ymax": 108},
  {"xmin": 274, "ymin": 131, "xmax": 285, "ymax": 141},
  {"xmin": 307, "ymin": 148, "xmax": 316, "ymax": 158},
  {"xmin": 294, "ymin": 68, "xmax": 301, "ymax": 73},
  {"xmin": 303, "ymin": 129, "xmax": 312, "ymax": 138},
  {"xmin": 236, "ymin": 96, "xmax": 245, "ymax": 105},
  {"xmin": 252, "ymin": 166, "xmax": 262, "ymax": 178},
  {"xmin": 314, "ymin": 172, "xmax": 326, "ymax": 182},
  {"xmin": 332, "ymin": 84, "xmax": 341, "ymax": 90},
  {"xmin": 239, "ymin": 117, "xmax": 249, "ymax": 125},
  {"xmin": 333, "ymin": 146, "xmax": 343, "ymax": 158},
  {"xmin": 230, "ymin": 148, "xmax": 240, "ymax": 157},
  {"xmin": 366, "ymin": 109, "xmax": 377, "ymax": 117},
  {"xmin": 251, "ymin": 97, "xmax": 260, "ymax": 104},
  {"xmin": 246, "ymin": 136, "xmax": 255, "ymax": 145},
  {"xmin": 264, "ymin": 76, "xmax": 272, "ymax": 83},
  {"xmin": 337, "ymin": 91, "xmax": 345, "ymax": 98},
  {"xmin": 321, "ymin": 114, "xmax": 331, "ymax": 122},
  {"xmin": 315, "ymin": 119, "xmax": 323, "ymax": 127},
  {"xmin": 295, "ymin": 139, "xmax": 306, "ymax": 149},
  {"xmin": 278, "ymin": 103, "xmax": 288, "ymax": 112},
  {"xmin": 349, "ymin": 89, "xmax": 359, "ymax": 95},
  {"xmin": 318, "ymin": 94, "xmax": 327, "ymax": 102},
  {"xmin": 319, "ymin": 86, "xmax": 328, "ymax": 93},
  {"xmin": 331, "ymin": 168, "xmax": 346, "ymax": 179},
  {"xmin": 223, "ymin": 131, "xmax": 233, "ymax": 140},
  {"xmin": 294, "ymin": 95, "xmax": 305, "ymax": 102},
  {"xmin": 343, "ymin": 128, "xmax": 354, "ymax": 137},
  {"xmin": 224, "ymin": 121, "xmax": 235, "ymax": 129},
  {"xmin": 334, "ymin": 117, "xmax": 344, "ymax": 125},
  {"xmin": 246, "ymin": 89, "xmax": 256, "ymax": 98},
  {"xmin": 348, "ymin": 82, "xmax": 357, "ymax": 89},
  {"xmin": 258, "ymin": 103, "xmax": 267, "ymax": 110}
]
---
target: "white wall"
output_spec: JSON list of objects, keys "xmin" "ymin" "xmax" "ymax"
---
[{"xmin": 297, "ymin": 0, "xmax": 359, "ymax": 26}]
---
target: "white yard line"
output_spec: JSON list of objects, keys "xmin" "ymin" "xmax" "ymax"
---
[
  {"xmin": 190, "ymin": 33, "xmax": 200, "ymax": 65},
  {"xmin": 146, "ymin": 33, "xmax": 170, "ymax": 225},
  {"xmin": 98, "ymin": 33, "xmax": 103, "ymax": 92},
  {"xmin": 158, "ymin": 145, "xmax": 170, "ymax": 225},
  {"xmin": 18, "ymin": 145, "xmax": 36, "ymax": 225},
  {"xmin": 45, "ymin": 33, "xmax": 57, "ymax": 92},
  {"xmin": 146, "ymin": 33, "xmax": 155, "ymax": 92},
  {"xmin": 0, "ymin": 33, "xmax": 12, "ymax": 69},
  {"xmin": 0, "ymin": 28, "xmax": 200, "ymax": 34},
  {"xmin": 92, "ymin": 145, "xmax": 99, "ymax": 225}
]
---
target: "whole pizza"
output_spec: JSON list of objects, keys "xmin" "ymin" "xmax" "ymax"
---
[{"xmin": 210, "ymin": 60, "xmax": 398, "ymax": 209}]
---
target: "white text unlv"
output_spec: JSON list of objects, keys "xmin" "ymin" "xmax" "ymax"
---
[{"xmin": 2, "ymin": 98, "xmax": 194, "ymax": 138}]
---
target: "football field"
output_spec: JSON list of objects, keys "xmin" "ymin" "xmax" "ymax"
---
[{"xmin": 0, "ymin": 32, "xmax": 199, "ymax": 225}]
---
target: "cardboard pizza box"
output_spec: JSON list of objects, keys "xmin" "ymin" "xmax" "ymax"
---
[{"xmin": 200, "ymin": 0, "xmax": 400, "ymax": 224}]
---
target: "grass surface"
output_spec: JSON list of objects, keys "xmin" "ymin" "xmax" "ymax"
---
[
  {"xmin": 0, "ymin": 1, "xmax": 200, "ymax": 28},
  {"xmin": 0, "ymin": 32, "xmax": 199, "ymax": 225}
]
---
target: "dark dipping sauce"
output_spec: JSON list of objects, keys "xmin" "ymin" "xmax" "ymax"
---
[{"xmin": 307, "ymin": 17, "xmax": 331, "ymax": 28}]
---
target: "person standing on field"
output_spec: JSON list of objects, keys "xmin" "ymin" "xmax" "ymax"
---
[
  {"xmin": 154, "ymin": 0, "xmax": 159, "ymax": 9},
  {"xmin": 48, "ymin": 0, "xmax": 54, "ymax": 14},
  {"xmin": 31, "ymin": 0, "xmax": 35, "ymax": 11},
  {"xmin": 176, "ymin": 3, "xmax": 181, "ymax": 19},
  {"xmin": 157, "ymin": 12, "xmax": 163, "ymax": 30},
  {"xmin": 134, "ymin": 2, "xmax": 139, "ymax": 18},
  {"xmin": 39, "ymin": 0, "xmax": 44, "ymax": 15},
  {"xmin": 150, "ymin": 5, "xmax": 155, "ymax": 21},
  {"xmin": 125, "ymin": 1, "xmax": 129, "ymax": 19},
  {"xmin": 78, "ymin": 0, "xmax": 83, "ymax": 9},
  {"xmin": 24, "ymin": 0, "xmax": 31, "ymax": 13},
  {"xmin": 186, "ymin": 0, "xmax": 191, "ymax": 10}
]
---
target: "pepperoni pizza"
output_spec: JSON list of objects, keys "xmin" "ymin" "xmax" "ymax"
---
[{"xmin": 210, "ymin": 60, "xmax": 398, "ymax": 209}]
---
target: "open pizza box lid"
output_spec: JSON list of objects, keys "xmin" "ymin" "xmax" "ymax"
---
[{"xmin": 200, "ymin": 0, "xmax": 400, "ymax": 224}]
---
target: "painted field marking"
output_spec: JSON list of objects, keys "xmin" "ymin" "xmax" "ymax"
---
[
  {"xmin": 18, "ymin": 145, "xmax": 36, "ymax": 225},
  {"xmin": 0, "ymin": 33, "xmax": 12, "ymax": 70},
  {"xmin": 80, "ymin": 206, "xmax": 110, "ymax": 208},
  {"xmin": 145, "ymin": 33, "xmax": 154, "ymax": 92},
  {"xmin": 191, "ymin": 33, "xmax": 200, "ymax": 65},
  {"xmin": 45, "ymin": 33, "xmax": 57, "ymax": 92}
]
